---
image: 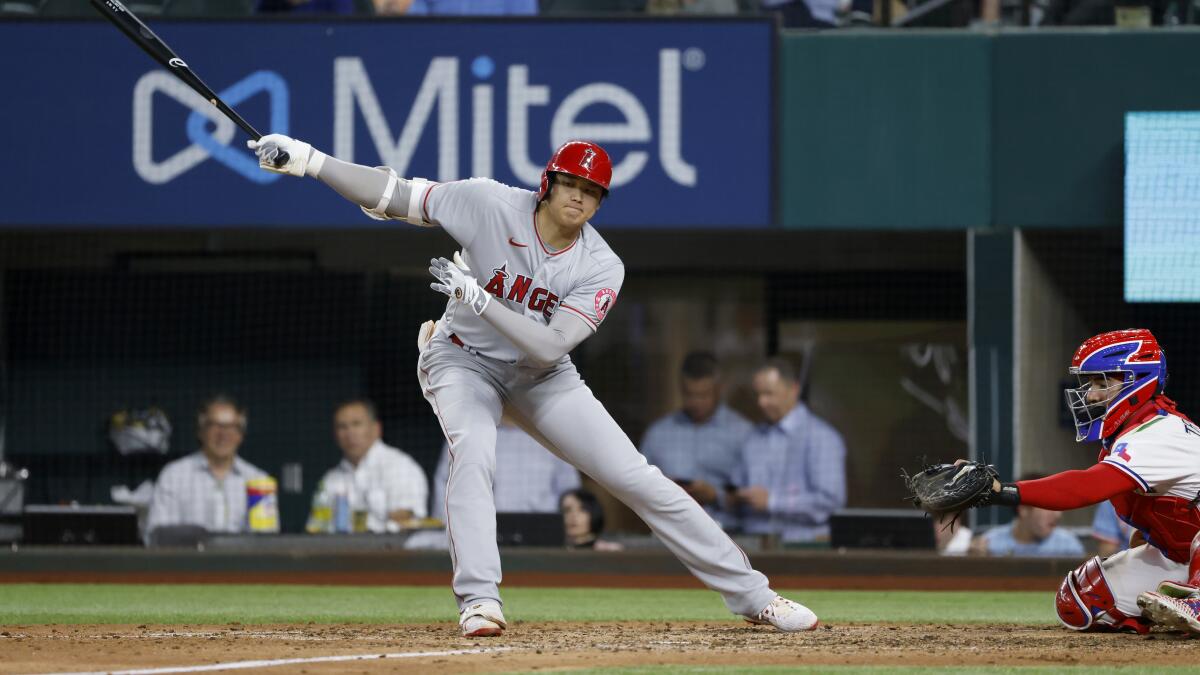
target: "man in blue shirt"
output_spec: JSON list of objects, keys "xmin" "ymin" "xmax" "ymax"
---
[
  {"xmin": 732, "ymin": 358, "xmax": 846, "ymax": 544},
  {"xmin": 971, "ymin": 473, "xmax": 1086, "ymax": 558},
  {"xmin": 1091, "ymin": 499, "xmax": 1136, "ymax": 557},
  {"xmin": 640, "ymin": 352, "xmax": 752, "ymax": 529},
  {"xmin": 405, "ymin": 0, "xmax": 537, "ymax": 13}
]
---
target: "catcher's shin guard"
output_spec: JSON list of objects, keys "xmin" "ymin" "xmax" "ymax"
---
[{"xmin": 1056, "ymin": 556, "xmax": 1150, "ymax": 634}]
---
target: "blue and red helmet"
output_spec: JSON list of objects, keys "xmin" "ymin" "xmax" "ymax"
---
[{"xmin": 1064, "ymin": 328, "xmax": 1166, "ymax": 442}]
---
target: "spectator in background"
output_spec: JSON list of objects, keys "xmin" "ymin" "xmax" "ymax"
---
[
  {"xmin": 307, "ymin": 399, "xmax": 428, "ymax": 533},
  {"xmin": 759, "ymin": 0, "xmax": 841, "ymax": 27},
  {"xmin": 934, "ymin": 512, "xmax": 972, "ymax": 556},
  {"xmin": 371, "ymin": 0, "xmax": 413, "ymax": 13},
  {"xmin": 404, "ymin": 0, "xmax": 536, "ymax": 13},
  {"xmin": 1092, "ymin": 499, "xmax": 1138, "ymax": 557},
  {"xmin": 256, "ymin": 0, "xmax": 356, "ymax": 14},
  {"xmin": 147, "ymin": 394, "xmax": 277, "ymax": 536},
  {"xmin": 560, "ymin": 488, "xmax": 623, "ymax": 551},
  {"xmin": 646, "ymin": 0, "xmax": 739, "ymax": 13},
  {"xmin": 1040, "ymin": 0, "xmax": 1116, "ymax": 24},
  {"xmin": 970, "ymin": 472, "xmax": 1086, "ymax": 557},
  {"xmin": 540, "ymin": 0, "xmax": 646, "ymax": 13},
  {"xmin": 431, "ymin": 420, "xmax": 580, "ymax": 519},
  {"xmin": 730, "ymin": 357, "xmax": 847, "ymax": 545},
  {"xmin": 640, "ymin": 351, "xmax": 751, "ymax": 530}
]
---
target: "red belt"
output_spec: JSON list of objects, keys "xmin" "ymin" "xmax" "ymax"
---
[{"xmin": 450, "ymin": 333, "xmax": 465, "ymax": 348}]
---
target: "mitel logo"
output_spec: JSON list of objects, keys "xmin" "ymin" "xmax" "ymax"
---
[
  {"xmin": 132, "ymin": 69, "xmax": 288, "ymax": 184},
  {"xmin": 333, "ymin": 49, "xmax": 703, "ymax": 188}
]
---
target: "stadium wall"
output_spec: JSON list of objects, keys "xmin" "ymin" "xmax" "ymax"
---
[{"xmin": 779, "ymin": 28, "xmax": 1200, "ymax": 230}]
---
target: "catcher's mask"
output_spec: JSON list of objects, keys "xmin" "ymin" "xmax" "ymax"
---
[{"xmin": 1064, "ymin": 328, "xmax": 1165, "ymax": 443}]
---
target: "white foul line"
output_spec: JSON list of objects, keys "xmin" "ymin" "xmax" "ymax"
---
[{"xmin": 33, "ymin": 647, "xmax": 511, "ymax": 675}]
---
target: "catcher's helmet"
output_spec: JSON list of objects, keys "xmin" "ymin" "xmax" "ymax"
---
[
  {"xmin": 538, "ymin": 141, "xmax": 612, "ymax": 202},
  {"xmin": 1064, "ymin": 328, "xmax": 1166, "ymax": 442}
]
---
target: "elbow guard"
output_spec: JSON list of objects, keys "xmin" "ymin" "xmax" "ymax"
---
[{"xmin": 359, "ymin": 170, "xmax": 433, "ymax": 226}]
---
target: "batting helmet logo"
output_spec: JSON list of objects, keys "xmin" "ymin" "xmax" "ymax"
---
[{"xmin": 538, "ymin": 141, "xmax": 612, "ymax": 202}]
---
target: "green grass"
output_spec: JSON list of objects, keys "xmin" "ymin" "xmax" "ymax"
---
[{"xmin": 0, "ymin": 585, "xmax": 1054, "ymax": 625}]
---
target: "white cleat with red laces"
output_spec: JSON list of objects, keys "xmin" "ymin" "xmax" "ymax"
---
[{"xmin": 746, "ymin": 595, "xmax": 820, "ymax": 632}]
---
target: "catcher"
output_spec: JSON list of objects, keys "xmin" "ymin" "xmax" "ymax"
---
[{"xmin": 907, "ymin": 329, "xmax": 1200, "ymax": 634}]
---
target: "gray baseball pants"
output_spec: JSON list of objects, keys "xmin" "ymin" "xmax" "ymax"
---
[{"xmin": 417, "ymin": 333, "xmax": 776, "ymax": 617}]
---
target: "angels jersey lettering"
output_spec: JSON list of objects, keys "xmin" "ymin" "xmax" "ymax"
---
[{"xmin": 417, "ymin": 178, "xmax": 624, "ymax": 365}]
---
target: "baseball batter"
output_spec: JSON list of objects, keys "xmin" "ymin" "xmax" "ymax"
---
[
  {"xmin": 962, "ymin": 329, "xmax": 1200, "ymax": 634},
  {"xmin": 248, "ymin": 134, "xmax": 818, "ymax": 637}
]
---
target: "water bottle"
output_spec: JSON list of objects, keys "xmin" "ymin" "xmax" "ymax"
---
[
  {"xmin": 334, "ymin": 490, "xmax": 351, "ymax": 534},
  {"xmin": 305, "ymin": 485, "xmax": 334, "ymax": 534}
]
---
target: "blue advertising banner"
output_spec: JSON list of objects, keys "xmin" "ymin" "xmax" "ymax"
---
[{"xmin": 0, "ymin": 19, "xmax": 772, "ymax": 228}]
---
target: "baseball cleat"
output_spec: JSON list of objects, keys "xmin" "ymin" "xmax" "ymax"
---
[
  {"xmin": 745, "ymin": 595, "xmax": 819, "ymax": 632},
  {"xmin": 1155, "ymin": 581, "xmax": 1200, "ymax": 600},
  {"xmin": 459, "ymin": 601, "xmax": 507, "ymax": 638},
  {"xmin": 1137, "ymin": 591, "xmax": 1200, "ymax": 634}
]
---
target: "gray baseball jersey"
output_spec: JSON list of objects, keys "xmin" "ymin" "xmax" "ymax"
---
[
  {"xmin": 415, "ymin": 177, "xmax": 776, "ymax": 619},
  {"xmin": 417, "ymin": 178, "xmax": 622, "ymax": 364}
]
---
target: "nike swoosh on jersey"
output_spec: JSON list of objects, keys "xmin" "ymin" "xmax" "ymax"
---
[{"xmin": 508, "ymin": 237, "xmax": 528, "ymax": 248}]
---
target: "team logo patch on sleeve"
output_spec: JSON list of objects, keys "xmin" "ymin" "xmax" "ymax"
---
[{"xmin": 594, "ymin": 288, "xmax": 617, "ymax": 321}]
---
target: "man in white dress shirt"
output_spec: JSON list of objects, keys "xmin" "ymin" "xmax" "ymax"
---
[
  {"xmin": 147, "ymin": 394, "xmax": 276, "ymax": 537},
  {"xmin": 308, "ymin": 399, "xmax": 429, "ymax": 533}
]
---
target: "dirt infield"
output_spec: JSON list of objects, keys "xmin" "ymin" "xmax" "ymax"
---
[{"xmin": 5, "ymin": 621, "xmax": 1200, "ymax": 674}]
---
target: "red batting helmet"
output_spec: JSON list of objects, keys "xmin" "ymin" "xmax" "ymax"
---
[{"xmin": 538, "ymin": 141, "xmax": 612, "ymax": 201}]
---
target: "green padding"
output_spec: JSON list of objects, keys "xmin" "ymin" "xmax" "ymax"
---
[
  {"xmin": 992, "ymin": 31, "xmax": 1200, "ymax": 229},
  {"xmin": 777, "ymin": 30, "xmax": 1200, "ymax": 231},
  {"xmin": 779, "ymin": 32, "xmax": 991, "ymax": 230}
]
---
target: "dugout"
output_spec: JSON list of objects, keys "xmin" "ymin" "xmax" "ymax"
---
[{"xmin": 2, "ymin": 24, "xmax": 1200, "ymax": 548}]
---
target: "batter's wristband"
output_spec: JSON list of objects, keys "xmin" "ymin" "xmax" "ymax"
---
[{"xmin": 992, "ymin": 482, "xmax": 1020, "ymax": 508}]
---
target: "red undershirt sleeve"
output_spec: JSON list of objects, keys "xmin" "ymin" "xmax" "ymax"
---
[{"xmin": 1015, "ymin": 463, "xmax": 1139, "ymax": 511}]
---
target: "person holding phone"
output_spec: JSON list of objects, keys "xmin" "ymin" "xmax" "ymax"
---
[{"xmin": 640, "ymin": 352, "xmax": 752, "ymax": 530}]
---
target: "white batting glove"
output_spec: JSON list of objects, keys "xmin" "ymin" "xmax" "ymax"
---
[
  {"xmin": 429, "ymin": 251, "xmax": 490, "ymax": 315},
  {"xmin": 246, "ymin": 134, "xmax": 326, "ymax": 178}
]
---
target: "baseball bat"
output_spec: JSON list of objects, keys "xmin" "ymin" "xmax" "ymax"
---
[{"xmin": 89, "ymin": 0, "xmax": 288, "ymax": 167}]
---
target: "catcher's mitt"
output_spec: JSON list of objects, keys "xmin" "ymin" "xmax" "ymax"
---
[{"xmin": 903, "ymin": 461, "xmax": 1000, "ymax": 519}]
